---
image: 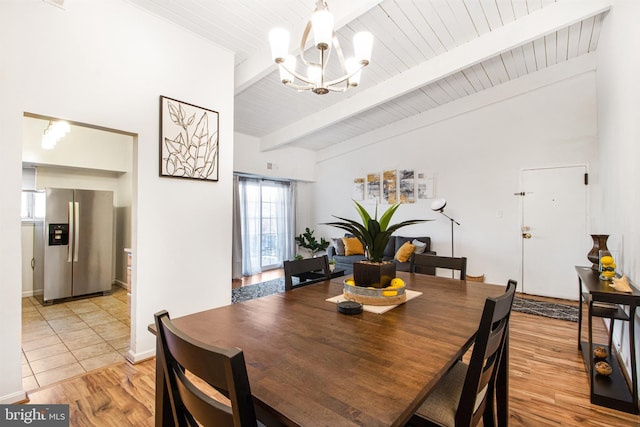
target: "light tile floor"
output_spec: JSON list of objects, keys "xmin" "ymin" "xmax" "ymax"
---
[{"xmin": 22, "ymin": 286, "xmax": 130, "ymax": 391}]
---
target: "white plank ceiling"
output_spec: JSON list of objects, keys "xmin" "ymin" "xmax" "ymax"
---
[{"xmin": 127, "ymin": 0, "xmax": 611, "ymax": 152}]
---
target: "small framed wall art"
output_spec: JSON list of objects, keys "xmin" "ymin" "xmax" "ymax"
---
[{"xmin": 159, "ymin": 96, "xmax": 219, "ymax": 181}]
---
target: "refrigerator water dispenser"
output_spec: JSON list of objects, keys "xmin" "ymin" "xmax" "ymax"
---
[{"xmin": 48, "ymin": 223, "xmax": 69, "ymax": 246}]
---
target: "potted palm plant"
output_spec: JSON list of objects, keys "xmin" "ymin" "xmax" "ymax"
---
[{"xmin": 325, "ymin": 201, "xmax": 427, "ymax": 288}]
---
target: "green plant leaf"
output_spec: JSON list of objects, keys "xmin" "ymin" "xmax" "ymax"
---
[
  {"xmin": 324, "ymin": 204, "xmax": 430, "ymax": 263},
  {"xmin": 379, "ymin": 202, "xmax": 401, "ymax": 231},
  {"xmin": 353, "ymin": 200, "xmax": 372, "ymax": 229}
]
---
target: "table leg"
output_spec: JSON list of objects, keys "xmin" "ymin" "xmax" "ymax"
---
[
  {"xmin": 577, "ymin": 276, "xmax": 583, "ymax": 350},
  {"xmin": 588, "ymin": 301, "xmax": 594, "ymax": 395},
  {"xmin": 629, "ymin": 304, "xmax": 638, "ymax": 412}
]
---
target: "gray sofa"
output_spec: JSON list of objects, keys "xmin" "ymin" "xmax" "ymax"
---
[{"xmin": 327, "ymin": 235, "xmax": 435, "ymax": 275}]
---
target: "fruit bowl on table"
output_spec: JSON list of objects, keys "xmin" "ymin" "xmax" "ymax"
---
[{"xmin": 343, "ymin": 277, "xmax": 407, "ymax": 306}]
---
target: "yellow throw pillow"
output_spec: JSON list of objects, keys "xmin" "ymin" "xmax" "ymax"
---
[
  {"xmin": 342, "ymin": 237, "xmax": 365, "ymax": 256},
  {"xmin": 394, "ymin": 241, "xmax": 416, "ymax": 262}
]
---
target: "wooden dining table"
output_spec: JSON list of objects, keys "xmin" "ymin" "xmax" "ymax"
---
[{"xmin": 150, "ymin": 271, "xmax": 508, "ymax": 427}]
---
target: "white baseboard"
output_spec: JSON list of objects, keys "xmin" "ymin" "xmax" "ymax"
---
[
  {"xmin": 0, "ymin": 390, "xmax": 27, "ymax": 404},
  {"xmin": 126, "ymin": 348, "xmax": 155, "ymax": 364},
  {"xmin": 21, "ymin": 290, "xmax": 34, "ymax": 298}
]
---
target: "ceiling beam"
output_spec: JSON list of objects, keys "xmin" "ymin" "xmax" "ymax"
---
[
  {"xmin": 259, "ymin": 0, "xmax": 612, "ymax": 151},
  {"xmin": 234, "ymin": 0, "xmax": 384, "ymax": 94}
]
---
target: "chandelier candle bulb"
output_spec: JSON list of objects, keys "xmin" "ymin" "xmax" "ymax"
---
[
  {"xmin": 279, "ymin": 55, "xmax": 296, "ymax": 83},
  {"xmin": 269, "ymin": 28, "xmax": 290, "ymax": 62},
  {"xmin": 346, "ymin": 58, "xmax": 362, "ymax": 86},
  {"xmin": 308, "ymin": 64, "xmax": 322, "ymax": 85},
  {"xmin": 354, "ymin": 31, "xmax": 374, "ymax": 63},
  {"xmin": 311, "ymin": 9, "xmax": 333, "ymax": 49}
]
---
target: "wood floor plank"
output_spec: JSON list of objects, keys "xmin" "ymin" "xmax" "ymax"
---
[{"xmin": 25, "ymin": 310, "xmax": 640, "ymax": 426}]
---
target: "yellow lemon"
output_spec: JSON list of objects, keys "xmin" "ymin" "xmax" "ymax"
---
[
  {"xmin": 382, "ymin": 290, "xmax": 398, "ymax": 297},
  {"xmin": 600, "ymin": 255, "xmax": 614, "ymax": 265},
  {"xmin": 389, "ymin": 278, "xmax": 405, "ymax": 288},
  {"xmin": 345, "ymin": 279, "xmax": 355, "ymax": 286}
]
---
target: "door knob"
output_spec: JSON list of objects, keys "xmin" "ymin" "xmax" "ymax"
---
[{"xmin": 522, "ymin": 233, "xmax": 532, "ymax": 239}]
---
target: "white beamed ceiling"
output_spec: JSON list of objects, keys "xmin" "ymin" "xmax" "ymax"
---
[{"xmin": 128, "ymin": 0, "xmax": 611, "ymax": 152}]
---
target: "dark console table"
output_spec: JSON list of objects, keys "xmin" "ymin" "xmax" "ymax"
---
[{"xmin": 576, "ymin": 266, "xmax": 639, "ymax": 414}]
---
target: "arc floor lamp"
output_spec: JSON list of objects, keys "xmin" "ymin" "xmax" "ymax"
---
[{"xmin": 430, "ymin": 198, "xmax": 460, "ymax": 258}]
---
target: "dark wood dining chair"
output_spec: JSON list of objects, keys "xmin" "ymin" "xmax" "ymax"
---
[
  {"xmin": 410, "ymin": 253, "xmax": 467, "ymax": 279},
  {"xmin": 154, "ymin": 310, "xmax": 258, "ymax": 427},
  {"xmin": 283, "ymin": 254, "xmax": 331, "ymax": 291},
  {"xmin": 408, "ymin": 280, "xmax": 517, "ymax": 427}
]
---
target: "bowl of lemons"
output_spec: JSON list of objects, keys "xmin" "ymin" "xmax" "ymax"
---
[{"xmin": 343, "ymin": 277, "xmax": 407, "ymax": 305}]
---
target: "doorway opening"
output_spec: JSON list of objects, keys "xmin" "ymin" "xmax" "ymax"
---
[
  {"xmin": 233, "ymin": 175, "xmax": 296, "ymax": 278},
  {"xmin": 20, "ymin": 113, "xmax": 136, "ymax": 390}
]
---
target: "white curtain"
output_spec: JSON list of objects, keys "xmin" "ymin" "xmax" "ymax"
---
[
  {"xmin": 233, "ymin": 176, "xmax": 295, "ymax": 277},
  {"xmin": 238, "ymin": 177, "xmax": 262, "ymax": 276},
  {"xmin": 276, "ymin": 180, "xmax": 296, "ymax": 263},
  {"xmin": 231, "ymin": 176, "xmax": 243, "ymax": 279}
]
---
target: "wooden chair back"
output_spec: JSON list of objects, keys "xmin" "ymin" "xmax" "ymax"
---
[
  {"xmin": 154, "ymin": 310, "xmax": 257, "ymax": 427},
  {"xmin": 283, "ymin": 255, "xmax": 331, "ymax": 291},
  {"xmin": 410, "ymin": 253, "xmax": 467, "ymax": 279},
  {"xmin": 456, "ymin": 280, "xmax": 516, "ymax": 426}
]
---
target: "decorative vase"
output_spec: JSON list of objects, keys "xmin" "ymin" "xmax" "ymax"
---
[
  {"xmin": 588, "ymin": 234, "xmax": 610, "ymax": 270},
  {"xmin": 353, "ymin": 261, "xmax": 396, "ymax": 288}
]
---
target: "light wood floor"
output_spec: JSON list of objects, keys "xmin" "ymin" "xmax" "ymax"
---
[
  {"xmin": 232, "ymin": 268, "xmax": 284, "ymax": 289},
  {"xmin": 25, "ymin": 301, "xmax": 640, "ymax": 426}
]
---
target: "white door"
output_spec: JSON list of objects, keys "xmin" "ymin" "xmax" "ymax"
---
[{"xmin": 521, "ymin": 166, "xmax": 589, "ymax": 300}]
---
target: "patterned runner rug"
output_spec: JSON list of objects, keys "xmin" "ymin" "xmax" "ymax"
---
[
  {"xmin": 232, "ymin": 279, "xmax": 579, "ymax": 322},
  {"xmin": 512, "ymin": 297, "xmax": 578, "ymax": 322}
]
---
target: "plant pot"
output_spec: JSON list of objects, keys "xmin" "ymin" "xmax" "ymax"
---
[{"xmin": 353, "ymin": 261, "xmax": 396, "ymax": 288}]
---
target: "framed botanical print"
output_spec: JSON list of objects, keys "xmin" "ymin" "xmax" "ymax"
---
[{"xmin": 160, "ymin": 96, "xmax": 219, "ymax": 181}]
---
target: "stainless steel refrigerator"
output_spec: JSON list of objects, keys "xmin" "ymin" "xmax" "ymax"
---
[{"xmin": 33, "ymin": 188, "xmax": 114, "ymax": 304}]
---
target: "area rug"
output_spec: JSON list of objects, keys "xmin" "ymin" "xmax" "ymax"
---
[
  {"xmin": 232, "ymin": 280, "xmax": 579, "ymax": 322},
  {"xmin": 512, "ymin": 297, "xmax": 578, "ymax": 322},
  {"xmin": 232, "ymin": 278, "xmax": 285, "ymax": 303}
]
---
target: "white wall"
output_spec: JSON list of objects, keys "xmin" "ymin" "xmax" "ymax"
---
[
  {"xmin": 313, "ymin": 70, "xmax": 599, "ymax": 287},
  {"xmin": 0, "ymin": 0, "xmax": 234, "ymax": 403},
  {"xmin": 596, "ymin": 0, "xmax": 640, "ymax": 397},
  {"xmin": 234, "ymin": 132, "xmax": 317, "ymax": 182},
  {"xmin": 233, "ymin": 132, "xmax": 317, "ymax": 239}
]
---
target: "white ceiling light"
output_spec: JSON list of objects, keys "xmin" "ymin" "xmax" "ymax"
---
[
  {"xmin": 269, "ymin": 0, "xmax": 373, "ymax": 95},
  {"xmin": 42, "ymin": 120, "xmax": 70, "ymax": 150}
]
